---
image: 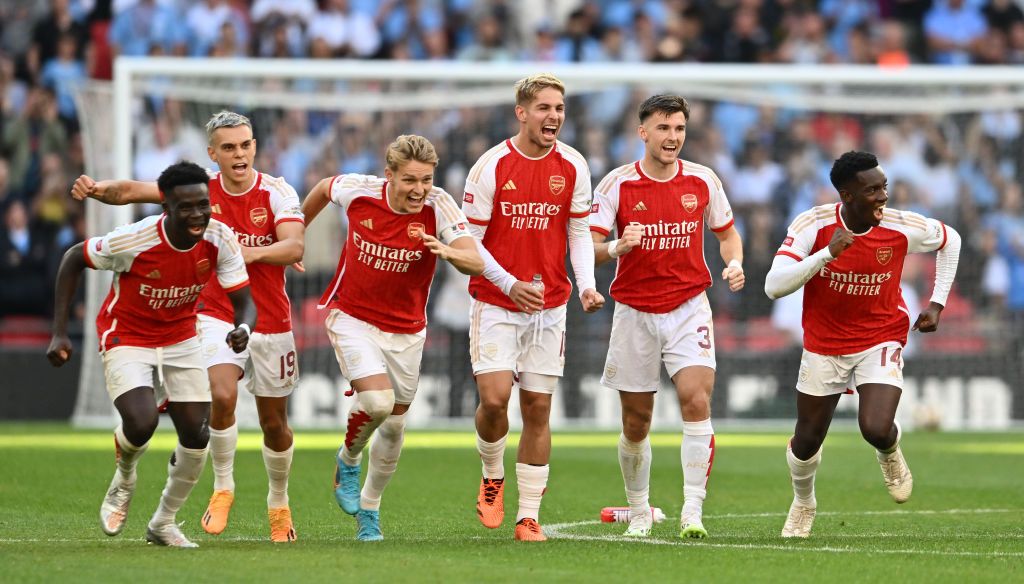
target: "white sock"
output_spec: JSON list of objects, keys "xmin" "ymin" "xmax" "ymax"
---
[
  {"xmin": 618, "ymin": 433, "xmax": 652, "ymax": 518},
  {"xmin": 262, "ymin": 444, "xmax": 293, "ymax": 509},
  {"xmin": 515, "ymin": 462, "xmax": 549, "ymax": 523},
  {"xmin": 209, "ymin": 424, "xmax": 238, "ymax": 492},
  {"xmin": 150, "ymin": 444, "xmax": 208, "ymax": 527},
  {"xmin": 360, "ymin": 414, "xmax": 406, "ymax": 511},
  {"xmin": 476, "ymin": 433, "xmax": 507, "ymax": 480},
  {"xmin": 879, "ymin": 420, "xmax": 902, "ymax": 455},
  {"xmin": 340, "ymin": 390, "xmax": 394, "ymax": 466},
  {"xmin": 681, "ymin": 418, "xmax": 715, "ymax": 515},
  {"xmin": 114, "ymin": 425, "xmax": 148, "ymax": 480},
  {"xmin": 787, "ymin": 441, "xmax": 822, "ymax": 506}
]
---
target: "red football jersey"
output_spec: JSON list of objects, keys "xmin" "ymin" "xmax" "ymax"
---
[
  {"xmin": 318, "ymin": 174, "xmax": 472, "ymax": 334},
  {"xmin": 85, "ymin": 215, "xmax": 249, "ymax": 351},
  {"xmin": 197, "ymin": 171, "xmax": 303, "ymax": 334},
  {"xmin": 776, "ymin": 203, "xmax": 948, "ymax": 354},
  {"xmin": 590, "ymin": 160, "xmax": 734, "ymax": 313},
  {"xmin": 462, "ymin": 139, "xmax": 591, "ymax": 311}
]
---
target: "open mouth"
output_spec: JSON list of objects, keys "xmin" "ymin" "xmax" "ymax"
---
[
  {"xmin": 661, "ymin": 144, "xmax": 678, "ymax": 156},
  {"xmin": 541, "ymin": 124, "xmax": 558, "ymax": 139},
  {"xmin": 187, "ymin": 223, "xmax": 206, "ymax": 236},
  {"xmin": 873, "ymin": 205, "xmax": 885, "ymax": 222},
  {"xmin": 231, "ymin": 162, "xmax": 248, "ymax": 175}
]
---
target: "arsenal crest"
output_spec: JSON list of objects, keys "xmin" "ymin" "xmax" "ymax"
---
[
  {"xmin": 549, "ymin": 175, "xmax": 566, "ymax": 196},
  {"xmin": 876, "ymin": 246, "xmax": 893, "ymax": 265},
  {"xmin": 681, "ymin": 193, "xmax": 698, "ymax": 213},
  {"xmin": 195, "ymin": 258, "xmax": 211, "ymax": 279},
  {"xmin": 408, "ymin": 222, "xmax": 426, "ymax": 239},
  {"xmin": 250, "ymin": 207, "xmax": 268, "ymax": 227}
]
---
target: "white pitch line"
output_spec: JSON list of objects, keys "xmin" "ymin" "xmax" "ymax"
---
[
  {"xmin": 703, "ymin": 508, "xmax": 1018, "ymax": 520},
  {"xmin": 546, "ymin": 508, "xmax": 1024, "ymax": 558}
]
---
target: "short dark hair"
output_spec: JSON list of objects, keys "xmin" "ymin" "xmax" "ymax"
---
[
  {"xmin": 638, "ymin": 94, "xmax": 690, "ymax": 123},
  {"xmin": 157, "ymin": 161, "xmax": 210, "ymax": 200},
  {"xmin": 829, "ymin": 150, "xmax": 878, "ymax": 191}
]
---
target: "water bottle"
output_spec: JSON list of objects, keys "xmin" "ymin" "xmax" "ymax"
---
[
  {"xmin": 600, "ymin": 506, "xmax": 666, "ymax": 523},
  {"xmin": 530, "ymin": 273, "xmax": 544, "ymax": 293}
]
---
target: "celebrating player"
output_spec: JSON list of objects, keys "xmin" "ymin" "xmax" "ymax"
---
[
  {"xmin": 765, "ymin": 150, "xmax": 961, "ymax": 538},
  {"xmin": 48, "ymin": 161, "xmax": 254, "ymax": 548},
  {"xmin": 463, "ymin": 73, "xmax": 604, "ymax": 542},
  {"xmin": 302, "ymin": 135, "xmax": 483, "ymax": 541},
  {"xmin": 590, "ymin": 94, "xmax": 744, "ymax": 539},
  {"xmin": 70, "ymin": 111, "xmax": 305, "ymax": 542}
]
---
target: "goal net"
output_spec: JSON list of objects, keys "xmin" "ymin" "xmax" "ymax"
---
[{"xmin": 72, "ymin": 58, "xmax": 1024, "ymax": 431}]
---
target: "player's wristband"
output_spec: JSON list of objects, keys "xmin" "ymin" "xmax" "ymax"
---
[
  {"xmin": 727, "ymin": 259, "xmax": 742, "ymax": 271},
  {"xmin": 607, "ymin": 239, "xmax": 623, "ymax": 258},
  {"xmin": 237, "ymin": 323, "xmax": 251, "ymax": 336}
]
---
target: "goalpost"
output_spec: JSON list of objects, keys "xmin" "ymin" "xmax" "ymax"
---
[{"xmin": 71, "ymin": 57, "xmax": 1024, "ymax": 429}]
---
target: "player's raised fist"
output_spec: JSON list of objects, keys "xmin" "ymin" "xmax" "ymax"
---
[
  {"xmin": 828, "ymin": 228, "xmax": 855, "ymax": 258},
  {"xmin": 71, "ymin": 175, "xmax": 97, "ymax": 201},
  {"xmin": 226, "ymin": 326, "xmax": 250, "ymax": 353},
  {"xmin": 616, "ymin": 222, "xmax": 645, "ymax": 256},
  {"xmin": 722, "ymin": 261, "xmax": 745, "ymax": 292},
  {"xmin": 46, "ymin": 335, "xmax": 73, "ymax": 367}
]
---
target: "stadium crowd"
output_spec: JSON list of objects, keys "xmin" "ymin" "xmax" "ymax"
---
[{"xmin": 1, "ymin": 0, "xmax": 1022, "ymax": 353}]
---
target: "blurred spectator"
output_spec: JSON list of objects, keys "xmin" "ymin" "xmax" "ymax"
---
[
  {"xmin": 2, "ymin": 87, "xmax": 67, "ymax": 198},
  {"xmin": 133, "ymin": 117, "xmax": 180, "ymax": 181},
  {"xmin": 84, "ymin": 0, "xmax": 113, "ymax": 79},
  {"xmin": 30, "ymin": 0, "xmax": 86, "ymax": 80},
  {"xmin": 0, "ymin": 199, "xmax": 54, "ymax": 317},
  {"xmin": 778, "ymin": 12, "xmax": 834, "ymax": 64},
  {"xmin": 876, "ymin": 20, "xmax": 912, "ymax": 66},
  {"xmin": 377, "ymin": 0, "xmax": 445, "ymax": 60},
  {"xmin": 716, "ymin": 7, "xmax": 771, "ymax": 63},
  {"xmin": 40, "ymin": 34, "xmax": 86, "ymax": 124},
  {"xmin": 108, "ymin": 0, "xmax": 186, "ymax": 58},
  {"xmin": 456, "ymin": 12, "xmax": 516, "ymax": 61},
  {"xmin": 924, "ymin": 0, "xmax": 988, "ymax": 65},
  {"xmin": 307, "ymin": 0, "xmax": 380, "ymax": 58},
  {"xmin": 982, "ymin": 0, "xmax": 1024, "ymax": 35},
  {"xmin": 186, "ymin": 0, "xmax": 249, "ymax": 58}
]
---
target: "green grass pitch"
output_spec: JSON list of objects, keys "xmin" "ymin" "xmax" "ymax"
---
[{"xmin": 1, "ymin": 424, "xmax": 1021, "ymax": 583}]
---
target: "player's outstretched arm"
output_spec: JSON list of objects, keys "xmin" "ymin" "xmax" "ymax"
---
[
  {"xmin": 242, "ymin": 221, "xmax": 305, "ymax": 266},
  {"xmin": 70, "ymin": 175, "xmax": 161, "ymax": 205},
  {"xmin": 225, "ymin": 286, "xmax": 256, "ymax": 353},
  {"xmin": 422, "ymin": 234, "xmax": 484, "ymax": 276},
  {"xmin": 714, "ymin": 225, "xmax": 745, "ymax": 292},
  {"xmin": 300, "ymin": 177, "xmax": 333, "ymax": 226},
  {"xmin": 47, "ymin": 242, "xmax": 88, "ymax": 367},
  {"xmin": 568, "ymin": 216, "xmax": 602, "ymax": 311}
]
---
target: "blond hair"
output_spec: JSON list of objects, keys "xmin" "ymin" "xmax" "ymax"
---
[
  {"xmin": 385, "ymin": 134, "xmax": 439, "ymax": 171},
  {"xmin": 205, "ymin": 110, "xmax": 252, "ymax": 144},
  {"xmin": 514, "ymin": 73, "xmax": 565, "ymax": 106}
]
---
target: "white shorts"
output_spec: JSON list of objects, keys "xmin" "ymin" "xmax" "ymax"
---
[
  {"xmin": 199, "ymin": 314, "xmax": 298, "ymax": 398},
  {"xmin": 325, "ymin": 309, "xmax": 425, "ymax": 405},
  {"xmin": 601, "ymin": 292, "xmax": 716, "ymax": 393},
  {"xmin": 796, "ymin": 341, "xmax": 905, "ymax": 396},
  {"xmin": 469, "ymin": 299, "xmax": 567, "ymax": 378},
  {"xmin": 102, "ymin": 337, "xmax": 210, "ymax": 402}
]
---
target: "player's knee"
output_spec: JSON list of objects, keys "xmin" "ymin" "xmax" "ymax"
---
[
  {"xmin": 859, "ymin": 419, "xmax": 893, "ymax": 449},
  {"xmin": 358, "ymin": 389, "xmax": 395, "ymax": 421},
  {"xmin": 478, "ymin": 393, "xmax": 509, "ymax": 416},
  {"xmin": 124, "ymin": 412, "xmax": 159, "ymax": 445},
  {"xmin": 622, "ymin": 414, "xmax": 651, "ymax": 442},
  {"xmin": 178, "ymin": 424, "xmax": 210, "ymax": 450},
  {"xmin": 520, "ymin": 399, "xmax": 551, "ymax": 425},
  {"xmin": 258, "ymin": 410, "xmax": 290, "ymax": 439},
  {"xmin": 681, "ymin": 394, "xmax": 711, "ymax": 420},
  {"xmin": 378, "ymin": 413, "xmax": 406, "ymax": 439}
]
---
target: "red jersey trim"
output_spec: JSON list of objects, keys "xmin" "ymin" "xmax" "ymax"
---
[
  {"xmin": 569, "ymin": 210, "xmax": 590, "ymax": 219},
  {"xmin": 710, "ymin": 218, "xmax": 734, "ymax": 233},
  {"xmin": 590, "ymin": 225, "xmax": 611, "ymax": 236},
  {"xmin": 775, "ymin": 250, "xmax": 803, "ymax": 261},
  {"xmin": 466, "ymin": 216, "xmax": 489, "ymax": 226},
  {"xmin": 274, "ymin": 217, "xmax": 305, "ymax": 226},
  {"xmin": 222, "ymin": 280, "xmax": 250, "ymax": 294},
  {"xmin": 83, "ymin": 240, "xmax": 96, "ymax": 269},
  {"xmin": 938, "ymin": 222, "xmax": 948, "ymax": 250}
]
